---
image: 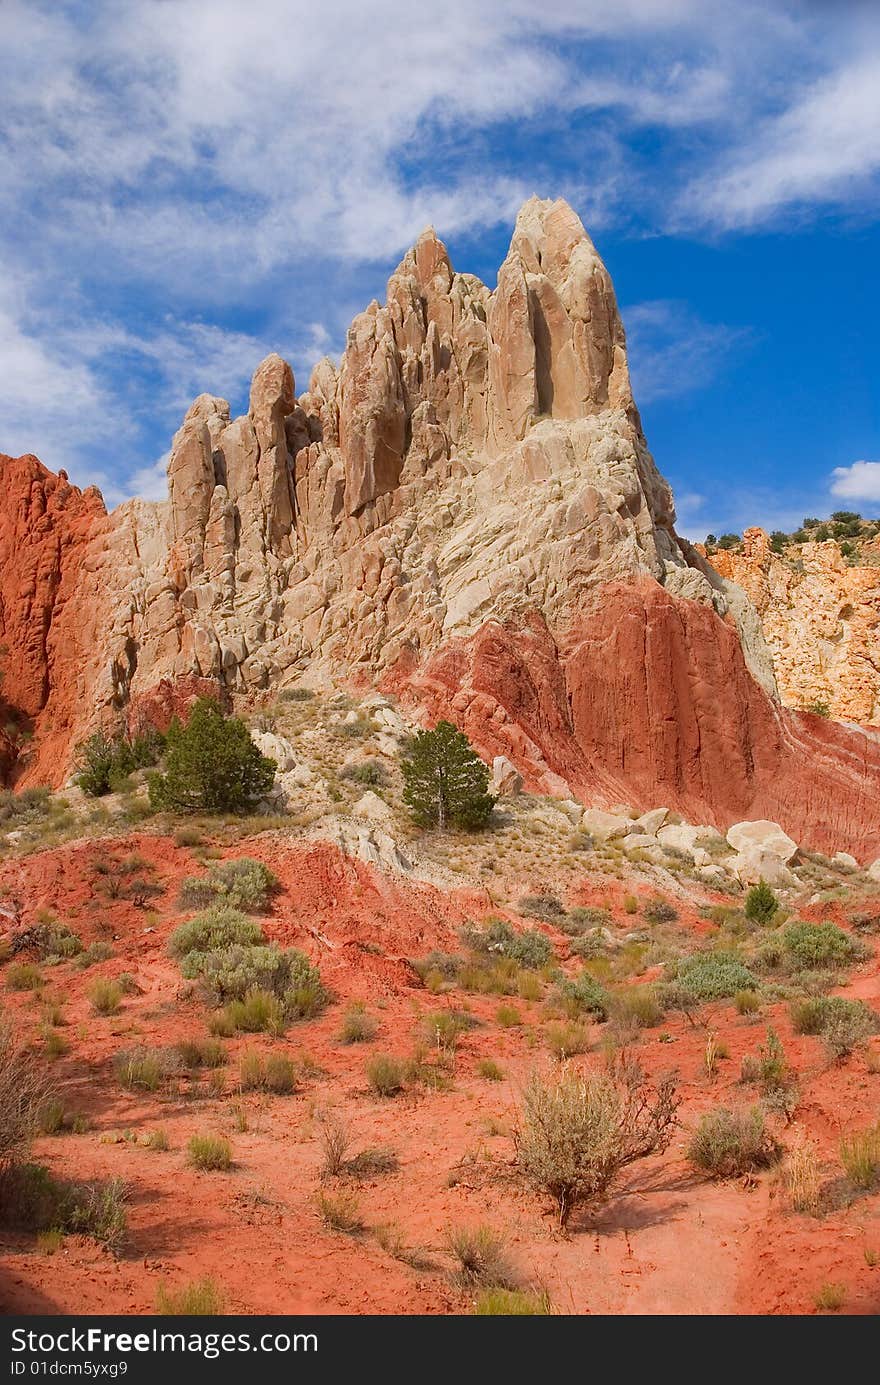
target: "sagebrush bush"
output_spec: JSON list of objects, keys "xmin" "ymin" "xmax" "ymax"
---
[
  {"xmin": 187, "ymin": 1134, "xmax": 232, "ymax": 1171},
  {"xmin": 515, "ymin": 1066, "xmax": 679, "ymax": 1228},
  {"xmin": 517, "ymin": 895, "xmax": 565, "ymax": 923},
  {"xmin": 789, "ymin": 996, "xmax": 878, "ymax": 1057},
  {"xmin": 460, "ymin": 918, "xmax": 552, "ymax": 970},
  {"xmin": 180, "ymin": 942, "xmax": 327, "ymax": 1021},
  {"xmin": 553, "ymin": 970, "xmax": 609, "ymax": 1020},
  {"xmin": 688, "ymin": 1105, "xmax": 778, "ymax": 1177},
  {"xmin": 168, "ymin": 905, "xmax": 264, "ymax": 957},
  {"xmin": 782, "ymin": 920, "xmax": 863, "ymax": 970},
  {"xmin": 179, "ymin": 858, "xmax": 277, "ymax": 913},
  {"xmin": 670, "ymin": 951, "xmax": 758, "ymax": 1000},
  {"xmin": 643, "ymin": 898, "xmax": 678, "ymax": 924}
]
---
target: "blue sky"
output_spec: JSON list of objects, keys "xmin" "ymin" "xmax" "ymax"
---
[{"xmin": 1, "ymin": 0, "xmax": 878, "ymax": 538}]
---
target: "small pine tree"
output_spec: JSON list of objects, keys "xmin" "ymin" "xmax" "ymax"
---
[
  {"xmin": 744, "ymin": 879, "xmax": 778, "ymax": 925},
  {"xmin": 148, "ymin": 699, "xmax": 276, "ymax": 814},
  {"xmin": 400, "ymin": 720, "xmax": 495, "ymax": 830}
]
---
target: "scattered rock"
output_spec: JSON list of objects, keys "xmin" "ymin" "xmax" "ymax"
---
[
  {"xmin": 729, "ymin": 848, "xmax": 795, "ymax": 888},
  {"xmin": 581, "ymin": 808, "xmax": 632, "ymax": 842},
  {"xmin": 490, "ymin": 755, "xmax": 523, "ymax": 796},
  {"xmin": 726, "ymin": 820, "xmax": 798, "ymax": 863}
]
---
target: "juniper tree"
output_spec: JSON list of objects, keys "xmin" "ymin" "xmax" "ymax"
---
[
  {"xmin": 148, "ymin": 698, "xmax": 275, "ymax": 814},
  {"xmin": 400, "ymin": 720, "xmax": 495, "ymax": 830}
]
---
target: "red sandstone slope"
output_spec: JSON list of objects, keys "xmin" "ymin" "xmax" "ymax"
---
[{"xmin": 394, "ymin": 581, "xmax": 880, "ymax": 858}]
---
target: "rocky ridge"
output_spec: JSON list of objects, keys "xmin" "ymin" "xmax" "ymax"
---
[{"xmin": 1, "ymin": 198, "xmax": 879, "ymax": 858}]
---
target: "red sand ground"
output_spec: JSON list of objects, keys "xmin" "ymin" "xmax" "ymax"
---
[{"xmin": 1, "ymin": 833, "xmax": 879, "ymax": 1316}]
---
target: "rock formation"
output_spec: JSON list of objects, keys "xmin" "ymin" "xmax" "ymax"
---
[
  {"xmin": 708, "ymin": 527, "xmax": 880, "ymax": 724},
  {"xmin": 1, "ymin": 197, "xmax": 879, "ymax": 857}
]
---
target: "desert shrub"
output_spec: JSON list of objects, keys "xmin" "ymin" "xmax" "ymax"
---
[
  {"xmin": 346, "ymin": 1148, "xmax": 398, "ymax": 1177},
  {"xmin": 623, "ymin": 895, "xmax": 639, "ymax": 915},
  {"xmin": 671, "ymin": 951, "xmax": 758, "ymax": 1000},
  {"xmin": 155, "ymin": 1277, "xmax": 224, "ymax": 1315},
  {"xmin": 517, "ymin": 972, "xmax": 543, "ymax": 1002},
  {"xmin": 75, "ymin": 941, "xmax": 114, "ymax": 969},
  {"xmin": 814, "ymin": 1282, "xmax": 846, "ymax": 1312},
  {"xmin": 180, "ymin": 942, "xmax": 327, "ymax": 1020},
  {"xmin": 782, "ymin": 920, "xmax": 863, "ymax": 970},
  {"xmin": 783, "ymin": 1136, "xmax": 823, "ymax": 1214},
  {"xmin": 0, "ymin": 1028, "xmax": 49, "ymax": 1171},
  {"xmin": 839, "ymin": 1124, "xmax": 880, "ymax": 1190},
  {"xmin": 0, "ymin": 1164, "xmax": 126, "ymax": 1248},
  {"xmin": 187, "ymin": 1134, "xmax": 232, "ymax": 1171},
  {"xmin": 643, "ymin": 898, "xmax": 678, "ymax": 924},
  {"xmin": 610, "ymin": 985, "xmax": 663, "ymax": 1029},
  {"xmin": 212, "ymin": 989, "xmax": 285, "ymax": 1036},
  {"xmin": 495, "ymin": 1004, "xmax": 521, "ymax": 1028},
  {"xmin": 149, "ymin": 698, "xmax": 276, "ymax": 814},
  {"xmin": 741, "ymin": 1027, "xmax": 790, "ymax": 1093},
  {"xmin": 168, "ymin": 904, "xmax": 264, "ymax": 957},
  {"xmin": 517, "ymin": 895, "xmax": 565, "ymax": 924},
  {"xmin": 179, "ymin": 858, "xmax": 277, "ymax": 913},
  {"xmin": 280, "ymin": 687, "xmax": 315, "ymax": 702},
  {"xmin": 422, "ymin": 1009, "xmax": 475, "ymax": 1052},
  {"xmin": 789, "ymin": 996, "xmax": 878, "ymax": 1057},
  {"xmin": 318, "ymin": 1113, "xmax": 352, "ymax": 1177},
  {"xmin": 315, "ymin": 1188, "xmax": 363, "ymax": 1233},
  {"xmin": 478, "ymin": 1058, "xmax": 504, "ymax": 1081},
  {"xmin": 339, "ymin": 1003, "xmax": 378, "ymax": 1044},
  {"xmin": 238, "ymin": 1051, "xmax": 297, "ymax": 1094},
  {"xmin": 25, "ymin": 923, "xmax": 83, "ymax": 961},
  {"xmin": 6, "ymin": 962, "xmax": 43, "ymax": 991},
  {"xmin": 401, "ymin": 721, "xmax": 495, "ymax": 830},
  {"xmin": 446, "ymin": 1224, "xmax": 513, "ymax": 1286},
  {"xmin": 175, "ymin": 1037, "xmax": 226, "ymax": 1069},
  {"xmin": 87, "ymin": 978, "xmax": 122, "ymax": 1015},
  {"xmin": 146, "ymin": 1129, "xmax": 169, "ymax": 1151},
  {"xmin": 735, "ymin": 989, "xmax": 761, "ymax": 1015},
  {"xmin": 340, "ymin": 759, "xmax": 386, "ymax": 786},
  {"xmin": 744, "ymin": 880, "xmax": 779, "ymax": 925},
  {"xmin": 114, "ymin": 1046, "xmax": 182, "ymax": 1091},
  {"xmin": 545, "ymin": 1022, "xmax": 590, "ymax": 1059},
  {"xmin": 553, "ymin": 970, "xmax": 609, "ymax": 1020},
  {"xmin": 515, "ymin": 1066, "xmax": 679, "ymax": 1228},
  {"xmin": 473, "ymin": 1288, "xmax": 551, "ymax": 1315},
  {"xmin": 687, "ymin": 1105, "xmax": 779, "ymax": 1177},
  {"xmin": 461, "ymin": 918, "xmax": 552, "ymax": 970},
  {"xmin": 366, "ymin": 1054, "xmax": 405, "ymax": 1097}
]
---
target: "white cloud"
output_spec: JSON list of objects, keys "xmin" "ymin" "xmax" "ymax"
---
[{"xmin": 830, "ymin": 461, "xmax": 880, "ymax": 503}]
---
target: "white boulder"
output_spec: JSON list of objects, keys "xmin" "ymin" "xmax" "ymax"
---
[{"xmin": 726, "ymin": 819, "xmax": 798, "ymax": 863}]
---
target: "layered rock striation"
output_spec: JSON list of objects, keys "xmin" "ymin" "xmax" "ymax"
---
[{"xmin": 1, "ymin": 198, "xmax": 878, "ymax": 856}]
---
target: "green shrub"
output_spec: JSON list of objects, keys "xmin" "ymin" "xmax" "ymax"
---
[
  {"xmin": 553, "ymin": 970, "xmax": 609, "ymax": 1019},
  {"xmin": 1, "ymin": 1163, "xmax": 126, "ymax": 1249},
  {"xmin": 149, "ymin": 698, "xmax": 276, "ymax": 814},
  {"xmin": 75, "ymin": 941, "xmax": 113, "ymax": 969},
  {"xmin": 155, "ymin": 1277, "xmax": 224, "ymax": 1315},
  {"xmin": 75, "ymin": 729, "xmax": 163, "ymax": 797},
  {"xmin": 671, "ymin": 951, "xmax": 758, "ymax": 1000},
  {"xmin": 214, "ymin": 989, "xmax": 285, "ymax": 1036},
  {"xmin": 168, "ymin": 904, "xmax": 264, "ymax": 957},
  {"xmin": 734, "ymin": 989, "xmax": 761, "ymax": 1015},
  {"xmin": 782, "ymin": 920, "xmax": 862, "ymax": 970},
  {"xmin": 180, "ymin": 943, "xmax": 326, "ymax": 1019},
  {"xmin": 341, "ymin": 759, "xmax": 386, "ymax": 786},
  {"xmin": 175, "ymin": 1037, "xmax": 226, "ymax": 1069},
  {"xmin": 366, "ymin": 1054, "xmax": 405, "ymax": 1097},
  {"xmin": 688, "ymin": 1105, "xmax": 779, "ymax": 1177},
  {"xmin": 339, "ymin": 1003, "xmax": 378, "ymax": 1044},
  {"xmin": 179, "ymin": 858, "xmax": 277, "ymax": 913},
  {"xmin": 744, "ymin": 880, "xmax": 779, "ymax": 925},
  {"xmin": 740, "ymin": 1028, "xmax": 790, "ymax": 1093},
  {"xmin": 187, "ymin": 1134, "xmax": 232, "ymax": 1171},
  {"xmin": 238, "ymin": 1051, "xmax": 297, "ymax": 1094},
  {"xmin": 561, "ymin": 906, "xmax": 610, "ymax": 936},
  {"xmin": 400, "ymin": 721, "xmax": 495, "ymax": 830},
  {"xmin": 315, "ymin": 1187, "xmax": 363, "ymax": 1232},
  {"xmin": 545, "ymin": 1021, "xmax": 590, "ymax": 1059}
]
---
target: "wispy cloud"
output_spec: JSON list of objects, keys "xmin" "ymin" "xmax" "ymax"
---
[{"xmin": 623, "ymin": 300, "xmax": 749, "ymax": 403}]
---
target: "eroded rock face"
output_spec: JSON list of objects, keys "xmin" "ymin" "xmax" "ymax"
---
[
  {"xmin": 709, "ymin": 527, "xmax": 880, "ymax": 724},
  {"xmin": 1, "ymin": 198, "xmax": 878, "ymax": 858}
]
